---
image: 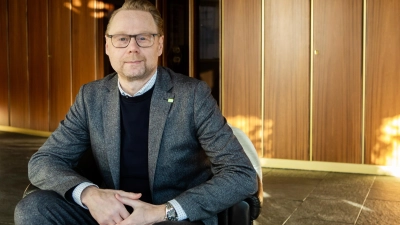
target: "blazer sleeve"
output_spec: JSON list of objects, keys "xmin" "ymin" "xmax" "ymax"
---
[
  {"xmin": 173, "ymin": 81, "xmax": 258, "ymax": 222},
  {"xmin": 28, "ymin": 85, "xmax": 92, "ymax": 198}
]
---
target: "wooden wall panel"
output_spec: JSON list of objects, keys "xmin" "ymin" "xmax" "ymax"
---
[
  {"xmin": 263, "ymin": 0, "xmax": 310, "ymax": 160},
  {"xmin": 312, "ymin": 0, "xmax": 362, "ymax": 163},
  {"xmin": 221, "ymin": 0, "xmax": 262, "ymax": 151},
  {"xmin": 28, "ymin": 0, "xmax": 49, "ymax": 131},
  {"xmin": 365, "ymin": 0, "xmax": 400, "ymax": 166},
  {"xmin": 1, "ymin": 0, "xmax": 397, "ymax": 168},
  {"xmin": 49, "ymin": 0, "xmax": 72, "ymax": 130},
  {"xmin": 72, "ymin": 0, "xmax": 98, "ymax": 99},
  {"xmin": 0, "ymin": 0, "xmax": 9, "ymax": 125},
  {"xmin": 8, "ymin": 0, "xmax": 30, "ymax": 128},
  {"xmin": 96, "ymin": 4, "xmax": 105, "ymax": 79},
  {"xmin": 0, "ymin": 0, "xmax": 105, "ymax": 132}
]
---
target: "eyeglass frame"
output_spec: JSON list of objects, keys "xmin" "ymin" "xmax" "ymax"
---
[{"xmin": 106, "ymin": 33, "xmax": 160, "ymax": 48}]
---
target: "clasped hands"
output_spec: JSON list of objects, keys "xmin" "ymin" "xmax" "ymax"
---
[{"xmin": 81, "ymin": 186, "xmax": 166, "ymax": 225}]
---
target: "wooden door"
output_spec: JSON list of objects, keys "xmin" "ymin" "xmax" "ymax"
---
[
  {"xmin": 221, "ymin": 0, "xmax": 262, "ymax": 151},
  {"xmin": 312, "ymin": 0, "xmax": 363, "ymax": 163},
  {"xmin": 263, "ymin": 0, "xmax": 310, "ymax": 160},
  {"xmin": 365, "ymin": 0, "xmax": 400, "ymax": 166}
]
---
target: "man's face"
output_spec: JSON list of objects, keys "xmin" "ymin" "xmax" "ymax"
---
[{"xmin": 105, "ymin": 10, "xmax": 164, "ymax": 81}]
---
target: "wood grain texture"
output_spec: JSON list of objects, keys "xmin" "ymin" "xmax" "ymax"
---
[
  {"xmin": 312, "ymin": 0, "xmax": 362, "ymax": 163},
  {"xmin": 263, "ymin": 0, "xmax": 310, "ymax": 160},
  {"xmin": 221, "ymin": 0, "xmax": 262, "ymax": 152},
  {"xmin": 365, "ymin": 0, "xmax": 400, "ymax": 166},
  {"xmin": 48, "ymin": 0, "xmax": 72, "ymax": 130},
  {"xmin": 96, "ymin": 3, "xmax": 104, "ymax": 79},
  {"xmin": 8, "ymin": 0, "xmax": 30, "ymax": 128},
  {"xmin": 72, "ymin": 0, "xmax": 97, "ymax": 99},
  {"xmin": 28, "ymin": 0, "xmax": 49, "ymax": 131},
  {"xmin": 0, "ymin": 0, "xmax": 9, "ymax": 125}
]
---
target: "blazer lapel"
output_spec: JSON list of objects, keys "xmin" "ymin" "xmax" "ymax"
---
[
  {"xmin": 102, "ymin": 74, "xmax": 121, "ymax": 189},
  {"xmin": 148, "ymin": 68, "xmax": 174, "ymax": 190}
]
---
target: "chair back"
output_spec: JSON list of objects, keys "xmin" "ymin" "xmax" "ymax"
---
[{"xmin": 229, "ymin": 125, "xmax": 263, "ymax": 206}]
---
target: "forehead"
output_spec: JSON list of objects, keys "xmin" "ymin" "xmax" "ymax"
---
[{"xmin": 108, "ymin": 10, "xmax": 157, "ymax": 34}]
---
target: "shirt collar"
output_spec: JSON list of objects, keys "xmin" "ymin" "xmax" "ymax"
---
[{"xmin": 118, "ymin": 71, "xmax": 157, "ymax": 97}]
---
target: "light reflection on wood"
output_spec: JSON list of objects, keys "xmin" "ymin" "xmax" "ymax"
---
[{"xmin": 372, "ymin": 115, "xmax": 400, "ymax": 166}]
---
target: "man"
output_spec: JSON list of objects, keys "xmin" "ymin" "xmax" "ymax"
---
[{"xmin": 14, "ymin": 0, "xmax": 257, "ymax": 224}]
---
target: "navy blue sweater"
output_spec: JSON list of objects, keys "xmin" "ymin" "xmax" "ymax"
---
[{"xmin": 119, "ymin": 87, "xmax": 154, "ymax": 204}]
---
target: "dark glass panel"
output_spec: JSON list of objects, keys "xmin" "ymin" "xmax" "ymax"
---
[{"xmin": 196, "ymin": 0, "xmax": 220, "ymax": 104}]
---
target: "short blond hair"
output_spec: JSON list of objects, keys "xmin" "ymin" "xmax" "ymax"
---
[{"xmin": 106, "ymin": 0, "xmax": 164, "ymax": 35}]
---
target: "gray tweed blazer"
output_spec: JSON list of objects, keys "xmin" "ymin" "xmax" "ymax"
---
[{"xmin": 28, "ymin": 66, "xmax": 257, "ymax": 225}]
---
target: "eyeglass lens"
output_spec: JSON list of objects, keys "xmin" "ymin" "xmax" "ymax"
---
[{"xmin": 111, "ymin": 34, "xmax": 155, "ymax": 48}]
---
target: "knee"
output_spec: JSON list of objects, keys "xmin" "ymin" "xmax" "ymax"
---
[
  {"xmin": 14, "ymin": 190, "xmax": 60, "ymax": 225},
  {"xmin": 14, "ymin": 198, "xmax": 29, "ymax": 225}
]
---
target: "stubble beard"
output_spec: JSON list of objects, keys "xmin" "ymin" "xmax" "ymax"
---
[
  {"xmin": 121, "ymin": 62, "xmax": 152, "ymax": 82},
  {"xmin": 123, "ymin": 68, "xmax": 147, "ymax": 82}
]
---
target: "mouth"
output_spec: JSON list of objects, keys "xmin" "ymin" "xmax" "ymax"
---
[{"xmin": 125, "ymin": 60, "xmax": 143, "ymax": 64}]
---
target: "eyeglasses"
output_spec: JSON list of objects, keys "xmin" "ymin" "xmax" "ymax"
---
[{"xmin": 106, "ymin": 33, "xmax": 159, "ymax": 48}]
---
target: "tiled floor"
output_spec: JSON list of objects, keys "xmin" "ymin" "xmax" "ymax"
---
[
  {"xmin": 258, "ymin": 168, "xmax": 400, "ymax": 225},
  {"xmin": 1, "ymin": 131, "xmax": 400, "ymax": 225},
  {"xmin": 0, "ymin": 131, "xmax": 47, "ymax": 225}
]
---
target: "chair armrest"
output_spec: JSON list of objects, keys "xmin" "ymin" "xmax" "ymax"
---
[
  {"xmin": 218, "ymin": 194, "xmax": 262, "ymax": 225},
  {"xmin": 244, "ymin": 195, "xmax": 261, "ymax": 221},
  {"xmin": 218, "ymin": 200, "xmax": 250, "ymax": 225}
]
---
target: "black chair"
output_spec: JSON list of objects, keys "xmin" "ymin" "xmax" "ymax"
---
[{"xmin": 23, "ymin": 127, "xmax": 262, "ymax": 225}]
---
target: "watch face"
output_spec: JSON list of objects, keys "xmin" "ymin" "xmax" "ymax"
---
[{"xmin": 166, "ymin": 202, "xmax": 178, "ymax": 221}]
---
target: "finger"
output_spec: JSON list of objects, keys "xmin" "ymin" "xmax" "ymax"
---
[
  {"xmin": 116, "ymin": 219, "xmax": 131, "ymax": 225},
  {"xmin": 115, "ymin": 193, "xmax": 140, "ymax": 208},
  {"xmin": 119, "ymin": 207, "xmax": 130, "ymax": 220},
  {"xmin": 105, "ymin": 203, "xmax": 128, "ymax": 224},
  {"xmin": 115, "ymin": 190, "xmax": 142, "ymax": 200},
  {"xmin": 116, "ymin": 215, "xmax": 136, "ymax": 225},
  {"xmin": 112, "ymin": 217, "xmax": 123, "ymax": 224},
  {"xmin": 112, "ymin": 197, "xmax": 131, "ymax": 220},
  {"xmin": 99, "ymin": 219, "xmax": 118, "ymax": 225}
]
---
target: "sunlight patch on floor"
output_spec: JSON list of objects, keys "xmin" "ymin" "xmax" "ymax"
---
[{"xmin": 342, "ymin": 200, "xmax": 372, "ymax": 212}]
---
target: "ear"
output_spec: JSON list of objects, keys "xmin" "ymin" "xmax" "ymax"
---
[
  {"xmin": 105, "ymin": 36, "xmax": 110, "ymax": 55},
  {"xmin": 157, "ymin": 35, "xmax": 164, "ymax": 56}
]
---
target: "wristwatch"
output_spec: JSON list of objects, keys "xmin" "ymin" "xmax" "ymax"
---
[{"xmin": 165, "ymin": 202, "xmax": 178, "ymax": 221}]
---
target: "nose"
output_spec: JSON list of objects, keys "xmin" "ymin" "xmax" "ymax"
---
[{"xmin": 127, "ymin": 37, "xmax": 140, "ymax": 52}]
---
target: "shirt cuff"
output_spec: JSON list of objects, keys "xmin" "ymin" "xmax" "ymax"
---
[
  {"xmin": 72, "ymin": 182, "xmax": 98, "ymax": 209},
  {"xmin": 169, "ymin": 199, "xmax": 187, "ymax": 221}
]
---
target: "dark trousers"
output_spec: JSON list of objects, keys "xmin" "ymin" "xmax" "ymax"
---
[{"xmin": 14, "ymin": 190, "xmax": 203, "ymax": 225}]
